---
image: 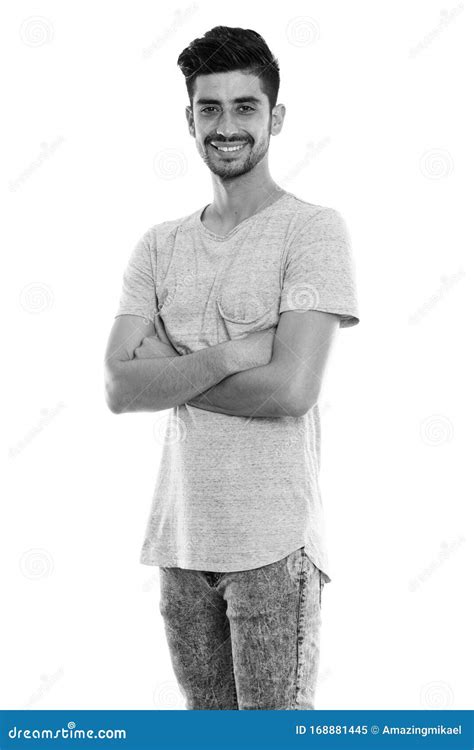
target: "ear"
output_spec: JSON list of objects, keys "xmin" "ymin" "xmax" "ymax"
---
[
  {"xmin": 185, "ymin": 105, "xmax": 195, "ymax": 137},
  {"xmin": 270, "ymin": 103, "xmax": 286, "ymax": 136}
]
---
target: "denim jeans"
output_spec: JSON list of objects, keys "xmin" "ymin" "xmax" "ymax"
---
[{"xmin": 158, "ymin": 546, "xmax": 325, "ymax": 710}]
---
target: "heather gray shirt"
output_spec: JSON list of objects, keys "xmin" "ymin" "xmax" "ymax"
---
[{"xmin": 115, "ymin": 191, "xmax": 360, "ymax": 583}]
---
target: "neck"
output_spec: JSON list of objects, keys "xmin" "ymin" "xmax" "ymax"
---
[{"xmin": 208, "ymin": 163, "xmax": 282, "ymax": 224}]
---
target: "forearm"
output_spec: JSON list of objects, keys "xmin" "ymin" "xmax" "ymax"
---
[
  {"xmin": 187, "ymin": 361, "xmax": 297, "ymax": 418},
  {"xmin": 109, "ymin": 340, "xmax": 243, "ymax": 413}
]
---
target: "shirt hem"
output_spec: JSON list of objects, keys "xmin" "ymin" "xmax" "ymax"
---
[{"xmin": 140, "ymin": 543, "xmax": 331, "ymax": 584}]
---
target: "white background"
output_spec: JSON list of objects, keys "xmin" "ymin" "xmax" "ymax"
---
[{"xmin": 1, "ymin": 0, "xmax": 472, "ymax": 710}]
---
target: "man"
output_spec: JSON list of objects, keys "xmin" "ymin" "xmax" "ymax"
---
[{"xmin": 104, "ymin": 26, "xmax": 359, "ymax": 710}]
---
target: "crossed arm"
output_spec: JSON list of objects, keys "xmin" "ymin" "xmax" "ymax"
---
[
  {"xmin": 185, "ymin": 311, "xmax": 339, "ymax": 417},
  {"xmin": 187, "ymin": 362, "xmax": 298, "ymax": 417},
  {"xmin": 107, "ymin": 310, "xmax": 339, "ymax": 417},
  {"xmin": 145, "ymin": 333, "xmax": 297, "ymax": 418}
]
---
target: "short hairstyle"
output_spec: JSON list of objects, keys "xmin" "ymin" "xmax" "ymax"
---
[{"xmin": 177, "ymin": 26, "xmax": 280, "ymax": 112}]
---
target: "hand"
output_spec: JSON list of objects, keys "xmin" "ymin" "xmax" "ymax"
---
[
  {"xmin": 133, "ymin": 335, "xmax": 178, "ymax": 359},
  {"xmin": 133, "ymin": 317, "xmax": 179, "ymax": 359},
  {"xmin": 154, "ymin": 315, "xmax": 176, "ymax": 348},
  {"xmin": 236, "ymin": 326, "xmax": 277, "ymax": 369}
]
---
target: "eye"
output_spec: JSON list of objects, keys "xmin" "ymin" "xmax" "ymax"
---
[{"xmin": 200, "ymin": 105, "xmax": 255, "ymax": 114}]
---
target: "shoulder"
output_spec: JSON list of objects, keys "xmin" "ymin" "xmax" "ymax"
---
[
  {"xmin": 282, "ymin": 194, "xmax": 348, "ymax": 243},
  {"xmin": 141, "ymin": 209, "xmax": 199, "ymax": 248}
]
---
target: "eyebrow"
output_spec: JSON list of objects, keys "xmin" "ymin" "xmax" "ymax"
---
[{"xmin": 195, "ymin": 96, "xmax": 262, "ymax": 105}]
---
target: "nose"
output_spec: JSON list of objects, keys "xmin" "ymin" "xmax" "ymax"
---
[{"xmin": 215, "ymin": 109, "xmax": 239, "ymax": 138}]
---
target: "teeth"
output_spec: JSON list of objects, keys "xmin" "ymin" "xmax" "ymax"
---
[{"xmin": 211, "ymin": 143, "xmax": 246, "ymax": 152}]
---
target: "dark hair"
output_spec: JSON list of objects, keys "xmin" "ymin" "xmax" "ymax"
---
[{"xmin": 177, "ymin": 26, "xmax": 280, "ymax": 112}]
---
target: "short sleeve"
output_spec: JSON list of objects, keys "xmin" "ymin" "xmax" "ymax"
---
[
  {"xmin": 115, "ymin": 230, "xmax": 158, "ymax": 324},
  {"xmin": 279, "ymin": 208, "xmax": 360, "ymax": 327}
]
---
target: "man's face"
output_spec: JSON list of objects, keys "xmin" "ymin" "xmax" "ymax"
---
[{"xmin": 187, "ymin": 70, "xmax": 276, "ymax": 180}]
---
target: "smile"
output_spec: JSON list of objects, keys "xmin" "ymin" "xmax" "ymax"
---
[{"xmin": 210, "ymin": 142, "xmax": 248, "ymax": 153}]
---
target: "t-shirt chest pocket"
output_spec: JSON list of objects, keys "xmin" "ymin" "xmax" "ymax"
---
[{"xmin": 216, "ymin": 279, "xmax": 281, "ymax": 339}]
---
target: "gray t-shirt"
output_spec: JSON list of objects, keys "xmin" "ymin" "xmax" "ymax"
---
[{"xmin": 115, "ymin": 191, "xmax": 360, "ymax": 583}]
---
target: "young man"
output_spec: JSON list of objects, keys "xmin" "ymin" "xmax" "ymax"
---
[{"xmin": 104, "ymin": 26, "xmax": 360, "ymax": 710}]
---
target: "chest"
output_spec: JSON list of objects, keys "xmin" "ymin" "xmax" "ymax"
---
[{"xmin": 157, "ymin": 228, "xmax": 288, "ymax": 353}]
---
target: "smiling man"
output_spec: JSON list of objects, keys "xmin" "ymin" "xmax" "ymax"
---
[{"xmin": 104, "ymin": 26, "xmax": 360, "ymax": 710}]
